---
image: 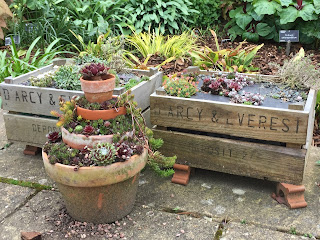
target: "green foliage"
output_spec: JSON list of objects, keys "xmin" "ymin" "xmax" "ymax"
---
[
  {"xmin": 191, "ymin": 30, "xmax": 263, "ymax": 72},
  {"xmin": 188, "ymin": 0, "xmax": 221, "ymax": 28},
  {"xmin": 9, "ymin": 0, "xmax": 129, "ymax": 49},
  {"xmin": 54, "ymin": 65, "xmax": 81, "ymax": 90},
  {"xmin": 226, "ymin": 0, "xmax": 320, "ymax": 44},
  {"xmin": 124, "ymin": 0, "xmax": 198, "ymax": 34},
  {"xmin": 269, "ymin": 48, "xmax": 320, "ymax": 90},
  {"xmin": 149, "ymin": 138, "xmax": 164, "ymax": 151},
  {"xmin": 163, "ymin": 74, "xmax": 198, "ymax": 98},
  {"xmin": 90, "ymin": 142, "xmax": 117, "ymax": 166},
  {"xmin": 29, "ymin": 72, "xmax": 54, "ymax": 87},
  {"xmin": 0, "ymin": 36, "xmax": 63, "ymax": 82},
  {"xmin": 47, "ymin": 142, "xmax": 79, "ymax": 165},
  {"xmin": 124, "ymin": 30, "xmax": 198, "ymax": 69}
]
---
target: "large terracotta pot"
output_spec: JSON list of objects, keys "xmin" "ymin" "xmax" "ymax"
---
[
  {"xmin": 61, "ymin": 127, "xmax": 113, "ymax": 150},
  {"xmin": 42, "ymin": 148, "xmax": 148, "ymax": 223},
  {"xmin": 80, "ymin": 74, "xmax": 116, "ymax": 103},
  {"xmin": 77, "ymin": 106, "xmax": 127, "ymax": 121}
]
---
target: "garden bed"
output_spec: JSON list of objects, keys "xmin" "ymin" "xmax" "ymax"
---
[
  {"xmin": 150, "ymin": 67, "xmax": 317, "ymax": 185},
  {"xmin": 0, "ymin": 59, "xmax": 160, "ymax": 148}
]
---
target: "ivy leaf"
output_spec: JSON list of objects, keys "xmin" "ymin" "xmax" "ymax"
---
[
  {"xmin": 280, "ymin": 6, "xmax": 299, "ymax": 24},
  {"xmin": 235, "ymin": 13, "xmax": 253, "ymax": 30},
  {"xmin": 256, "ymin": 23, "xmax": 273, "ymax": 37},
  {"xmin": 254, "ymin": 0, "xmax": 280, "ymax": 15},
  {"xmin": 298, "ymin": 4, "xmax": 317, "ymax": 21},
  {"xmin": 280, "ymin": 0, "xmax": 292, "ymax": 7},
  {"xmin": 242, "ymin": 32, "xmax": 259, "ymax": 42}
]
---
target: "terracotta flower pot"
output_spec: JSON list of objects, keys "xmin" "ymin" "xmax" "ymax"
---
[
  {"xmin": 42, "ymin": 148, "xmax": 148, "ymax": 223},
  {"xmin": 80, "ymin": 74, "xmax": 116, "ymax": 103},
  {"xmin": 76, "ymin": 106, "xmax": 127, "ymax": 121},
  {"xmin": 61, "ymin": 127, "xmax": 113, "ymax": 150}
]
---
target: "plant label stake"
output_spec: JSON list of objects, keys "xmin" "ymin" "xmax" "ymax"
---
[
  {"xmin": 279, "ymin": 30, "xmax": 299, "ymax": 56},
  {"xmin": 5, "ymin": 35, "xmax": 20, "ymax": 46}
]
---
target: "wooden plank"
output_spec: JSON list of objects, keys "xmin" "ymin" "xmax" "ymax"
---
[
  {"xmin": 153, "ymin": 129, "xmax": 306, "ymax": 185},
  {"xmin": 141, "ymin": 108, "xmax": 151, "ymax": 128},
  {"xmin": 4, "ymin": 64, "xmax": 54, "ymax": 84},
  {"xmin": 185, "ymin": 66, "xmax": 280, "ymax": 82},
  {"xmin": 131, "ymin": 72, "xmax": 163, "ymax": 111},
  {"xmin": 3, "ymin": 112, "xmax": 59, "ymax": 148},
  {"xmin": 150, "ymin": 94, "xmax": 309, "ymax": 144},
  {"xmin": 303, "ymin": 89, "xmax": 317, "ymax": 149},
  {"xmin": 0, "ymin": 83, "xmax": 83, "ymax": 116}
]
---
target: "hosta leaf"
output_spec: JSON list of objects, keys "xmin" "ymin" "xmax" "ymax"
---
[
  {"xmin": 254, "ymin": 0, "xmax": 280, "ymax": 15},
  {"xmin": 242, "ymin": 32, "xmax": 259, "ymax": 42},
  {"xmin": 299, "ymin": 4, "xmax": 317, "ymax": 21},
  {"xmin": 235, "ymin": 13, "xmax": 253, "ymax": 30},
  {"xmin": 280, "ymin": 6, "xmax": 299, "ymax": 24},
  {"xmin": 256, "ymin": 23, "xmax": 273, "ymax": 37}
]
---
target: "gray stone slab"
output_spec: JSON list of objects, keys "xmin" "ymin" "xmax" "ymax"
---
[
  {"xmin": 0, "ymin": 142, "xmax": 55, "ymax": 186},
  {"xmin": 0, "ymin": 109, "xmax": 9, "ymax": 148},
  {"xmin": 0, "ymin": 183, "xmax": 35, "ymax": 221},
  {"xmin": 0, "ymin": 190, "xmax": 63, "ymax": 240},
  {"xmin": 220, "ymin": 222, "xmax": 314, "ymax": 240},
  {"xmin": 136, "ymin": 146, "xmax": 320, "ymax": 238}
]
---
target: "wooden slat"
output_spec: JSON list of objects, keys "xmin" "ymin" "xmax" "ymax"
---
[
  {"xmin": 0, "ymin": 83, "xmax": 83, "ymax": 116},
  {"xmin": 131, "ymin": 72, "xmax": 163, "ymax": 111},
  {"xmin": 4, "ymin": 64, "xmax": 54, "ymax": 84},
  {"xmin": 150, "ymin": 94, "xmax": 309, "ymax": 144},
  {"xmin": 4, "ymin": 112, "xmax": 59, "ymax": 148},
  {"xmin": 185, "ymin": 66, "xmax": 280, "ymax": 82},
  {"xmin": 153, "ymin": 129, "xmax": 306, "ymax": 185},
  {"xmin": 303, "ymin": 89, "xmax": 317, "ymax": 149}
]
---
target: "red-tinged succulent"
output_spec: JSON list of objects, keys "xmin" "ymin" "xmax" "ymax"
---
[
  {"xmin": 46, "ymin": 131, "xmax": 61, "ymax": 143},
  {"xmin": 83, "ymin": 125, "xmax": 95, "ymax": 135},
  {"xmin": 80, "ymin": 63, "xmax": 110, "ymax": 79},
  {"xmin": 116, "ymin": 142, "xmax": 134, "ymax": 161}
]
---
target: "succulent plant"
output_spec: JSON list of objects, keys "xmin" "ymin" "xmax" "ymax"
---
[
  {"xmin": 80, "ymin": 63, "xmax": 110, "ymax": 80},
  {"xmin": 90, "ymin": 142, "xmax": 117, "ymax": 166},
  {"xmin": 74, "ymin": 125, "xmax": 83, "ymax": 133},
  {"xmin": 46, "ymin": 131, "xmax": 61, "ymax": 143},
  {"xmin": 83, "ymin": 125, "xmax": 95, "ymax": 135},
  {"xmin": 116, "ymin": 142, "xmax": 134, "ymax": 161}
]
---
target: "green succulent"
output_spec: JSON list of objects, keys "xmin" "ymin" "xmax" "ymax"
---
[{"xmin": 90, "ymin": 142, "xmax": 117, "ymax": 166}]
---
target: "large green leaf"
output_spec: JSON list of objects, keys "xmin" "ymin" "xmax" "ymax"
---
[
  {"xmin": 280, "ymin": 6, "xmax": 299, "ymax": 24},
  {"xmin": 242, "ymin": 32, "xmax": 259, "ymax": 42},
  {"xmin": 279, "ymin": 0, "xmax": 292, "ymax": 7},
  {"xmin": 256, "ymin": 23, "xmax": 273, "ymax": 37},
  {"xmin": 254, "ymin": 0, "xmax": 280, "ymax": 15},
  {"xmin": 229, "ymin": 7, "xmax": 243, "ymax": 18},
  {"xmin": 235, "ymin": 13, "xmax": 253, "ymax": 30},
  {"xmin": 315, "ymin": 0, "xmax": 320, "ymax": 14},
  {"xmin": 298, "ymin": 4, "xmax": 317, "ymax": 21}
]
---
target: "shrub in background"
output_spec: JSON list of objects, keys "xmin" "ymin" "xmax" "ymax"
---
[
  {"xmin": 124, "ymin": 0, "xmax": 198, "ymax": 34},
  {"xmin": 225, "ymin": 0, "xmax": 320, "ymax": 45},
  {"xmin": 188, "ymin": 0, "xmax": 221, "ymax": 29}
]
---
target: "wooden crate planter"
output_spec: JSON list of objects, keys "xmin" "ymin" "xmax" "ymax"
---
[
  {"xmin": 150, "ymin": 67, "xmax": 317, "ymax": 187},
  {"xmin": 0, "ymin": 59, "xmax": 161, "ymax": 148}
]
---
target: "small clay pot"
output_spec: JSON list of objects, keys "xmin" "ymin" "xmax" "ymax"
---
[
  {"xmin": 61, "ymin": 127, "xmax": 113, "ymax": 150},
  {"xmin": 80, "ymin": 74, "xmax": 116, "ymax": 103},
  {"xmin": 77, "ymin": 106, "xmax": 127, "ymax": 121}
]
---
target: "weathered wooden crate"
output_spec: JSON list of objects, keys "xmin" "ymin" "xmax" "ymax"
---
[
  {"xmin": 0, "ymin": 59, "xmax": 162, "ymax": 116},
  {"xmin": 150, "ymin": 67, "xmax": 317, "ymax": 185},
  {"xmin": 1, "ymin": 59, "xmax": 161, "ymax": 148},
  {"xmin": 3, "ymin": 108, "xmax": 151, "ymax": 148}
]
